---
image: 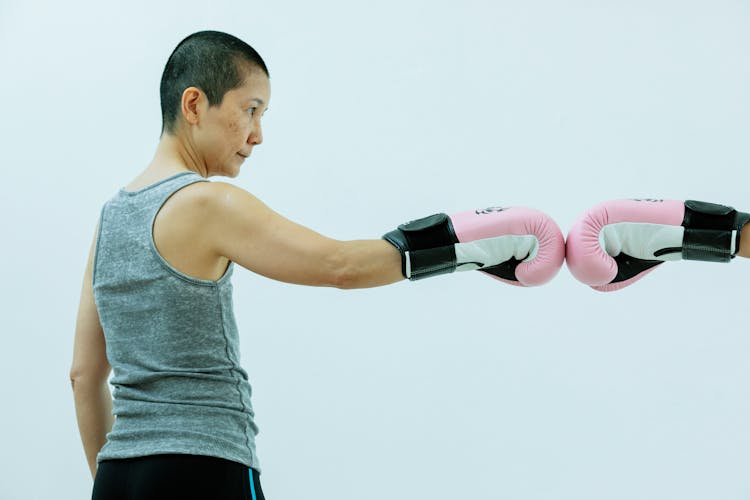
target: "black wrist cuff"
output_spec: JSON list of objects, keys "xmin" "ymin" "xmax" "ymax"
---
[
  {"xmin": 382, "ymin": 213, "xmax": 459, "ymax": 280},
  {"xmin": 682, "ymin": 200, "xmax": 750, "ymax": 262}
]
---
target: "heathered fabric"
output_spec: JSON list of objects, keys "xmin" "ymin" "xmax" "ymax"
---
[{"xmin": 92, "ymin": 171, "xmax": 260, "ymax": 471}]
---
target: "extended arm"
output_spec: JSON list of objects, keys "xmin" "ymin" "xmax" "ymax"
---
[
  {"xmin": 201, "ymin": 183, "xmax": 563, "ymax": 287},
  {"xmin": 70, "ymin": 224, "xmax": 114, "ymax": 480},
  {"xmin": 204, "ymin": 182, "xmax": 404, "ymax": 288}
]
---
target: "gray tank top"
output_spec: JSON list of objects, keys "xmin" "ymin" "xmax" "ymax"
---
[{"xmin": 92, "ymin": 171, "xmax": 260, "ymax": 471}]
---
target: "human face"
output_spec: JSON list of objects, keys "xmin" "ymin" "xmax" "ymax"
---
[{"xmin": 194, "ymin": 70, "xmax": 270, "ymax": 177}]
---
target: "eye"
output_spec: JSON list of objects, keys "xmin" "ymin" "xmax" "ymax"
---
[{"xmin": 247, "ymin": 107, "xmax": 257, "ymax": 117}]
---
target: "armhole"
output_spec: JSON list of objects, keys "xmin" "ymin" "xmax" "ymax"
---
[
  {"xmin": 149, "ymin": 179, "xmax": 235, "ymax": 286},
  {"xmin": 91, "ymin": 203, "xmax": 107, "ymax": 288}
]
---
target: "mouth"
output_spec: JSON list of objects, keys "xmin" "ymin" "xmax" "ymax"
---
[{"xmin": 237, "ymin": 153, "xmax": 249, "ymax": 159}]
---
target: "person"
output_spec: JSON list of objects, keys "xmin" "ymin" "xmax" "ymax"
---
[{"xmin": 69, "ymin": 30, "xmax": 565, "ymax": 499}]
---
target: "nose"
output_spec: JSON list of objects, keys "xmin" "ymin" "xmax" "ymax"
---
[{"xmin": 248, "ymin": 121, "xmax": 263, "ymax": 146}]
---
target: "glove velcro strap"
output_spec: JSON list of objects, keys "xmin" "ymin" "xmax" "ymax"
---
[
  {"xmin": 383, "ymin": 213, "xmax": 459, "ymax": 280},
  {"xmin": 682, "ymin": 200, "xmax": 750, "ymax": 260},
  {"xmin": 683, "ymin": 200, "xmax": 738, "ymax": 229},
  {"xmin": 407, "ymin": 246, "xmax": 458, "ymax": 280},
  {"xmin": 682, "ymin": 229, "xmax": 734, "ymax": 262}
]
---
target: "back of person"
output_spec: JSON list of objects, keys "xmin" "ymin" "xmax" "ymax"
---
[{"xmin": 91, "ymin": 171, "xmax": 264, "ymax": 499}]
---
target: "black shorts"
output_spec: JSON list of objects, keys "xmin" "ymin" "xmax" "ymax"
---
[{"xmin": 91, "ymin": 454, "xmax": 265, "ymax": 500}]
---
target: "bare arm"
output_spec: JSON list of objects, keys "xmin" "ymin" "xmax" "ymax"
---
[
  {"xmin": 70, "ymin": 223, "xmax": 114, "ymax": 479},
  {"xmin": 203, "ymin": 182, "xmax": 404, "ymax": 288},
  {"xmin": 739, "ymin": 222, "xmax": 750, "ymax": 258}
]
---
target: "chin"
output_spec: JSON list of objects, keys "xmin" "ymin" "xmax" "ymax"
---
[{"xmin": 216, "ymin": 162, "xmax": 242, "ymax": 178}]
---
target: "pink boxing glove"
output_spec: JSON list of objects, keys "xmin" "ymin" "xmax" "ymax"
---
[
  {"xmin": 566, "ymin": 199, "xmax": 750, "ymax": 291},
  {"xmin": 384, "ymin": 206, "xmax": 565, "ymax": 286}
]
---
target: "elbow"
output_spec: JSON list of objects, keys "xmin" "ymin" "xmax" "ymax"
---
[
  {"xmin": 327, "ymin": 245, "xmax": 360, "ymax": 290},
  {"xmin": 69, "ymin": 368, "xmax": 82, "ymax": 388},
  {"xmin": 332, "ymin": 269, "xmax": 359, "ymax": 290},
  {"xmin": 69, "ymin": 368, "xmax": 110, "ymax": 389},
  {"xmin": 330, "ymin": 262, "xmax": 360, "ymax": 290}
]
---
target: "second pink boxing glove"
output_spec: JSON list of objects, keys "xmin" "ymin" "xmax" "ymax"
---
[{"xmin": 566, "ymin": 199, "xmax": 750, "ymax": 291}]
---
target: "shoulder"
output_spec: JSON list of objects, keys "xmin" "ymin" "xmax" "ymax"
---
[
  {"xmin": 193, "ymin": 181, "xmax": 269, "ymax": 218},
  {"xmin": 170, "ymin": 181, "xmax": 270, "ymax": 237},
  {"xmin": 177, "ymin": 180, "xmax": 254, "ymax": 205},
  {"xmin": 165, "ymin": 180, "xmax": 253, "ymax": 216}
]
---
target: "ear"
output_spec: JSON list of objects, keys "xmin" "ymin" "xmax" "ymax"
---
[{"xmin": 180, "ymin": 86, "xmax": 204, "ymax": 126}]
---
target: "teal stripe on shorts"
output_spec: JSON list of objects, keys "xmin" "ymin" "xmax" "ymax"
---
[{"xmin": 249, "ymin": 469, "xmax": 257, "ymax": 500}]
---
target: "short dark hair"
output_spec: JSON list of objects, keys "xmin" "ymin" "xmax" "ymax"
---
[{"xmin": 159, "ymin": 30, "xmax": 269, "ymax": 134}]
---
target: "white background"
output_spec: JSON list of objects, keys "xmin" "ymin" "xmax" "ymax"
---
[{"xmin": 2, "ymin": 1, "xmax": 749, "ymax": 499}]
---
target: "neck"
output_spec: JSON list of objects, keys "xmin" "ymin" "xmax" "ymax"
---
[{"xmin": 147, "ymin": 130, "xmax": 208, "ymax": 178}]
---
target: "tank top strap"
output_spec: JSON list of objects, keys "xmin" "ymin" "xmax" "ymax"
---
[
  {"xmin": 95, "ymin": 172, "xmax": 209, "ymax": 284},
  {"xmin": 118, "ymin": 171, "xmax": 208, "ymax": 204},
  {"xmin": 118, "ymin": 171, "xmax": 208, "ymax": 231}
]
